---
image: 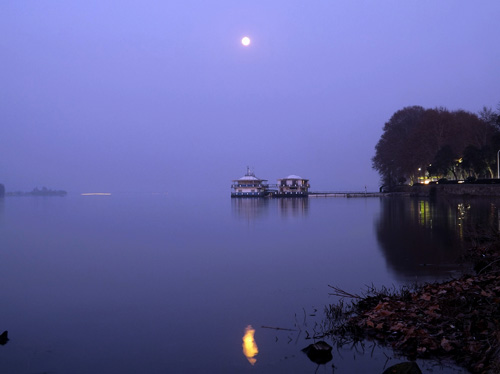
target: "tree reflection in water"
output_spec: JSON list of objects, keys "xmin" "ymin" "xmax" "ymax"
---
[{"xmin": 376, "ymin": 197, "xmax": 500, "ymax": 282}]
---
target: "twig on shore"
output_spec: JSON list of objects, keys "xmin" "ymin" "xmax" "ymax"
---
[
  {"xmin": 477, "ymin": 258, "xmax": 500, "ymax": 274},
  {"xmin": 261, "ymin": 325, "xmax": 296, "ymax": 331},
  {"xmin": 327, "ymin": 285, "xmax": 362, "ymax": 299}
]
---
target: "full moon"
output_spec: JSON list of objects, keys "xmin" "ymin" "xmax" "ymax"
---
[{"xmin": 241, "ymin": 36, "xmax": 251, "ymax": 46}]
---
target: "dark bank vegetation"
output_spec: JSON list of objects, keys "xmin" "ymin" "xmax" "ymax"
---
[
  {"xmin": 323, "ymin": 229, "xmax": 500, "ymax": 373},
  {"xmin": 373, "ymin": 104, "xmax": 500, "ymax": 189}
]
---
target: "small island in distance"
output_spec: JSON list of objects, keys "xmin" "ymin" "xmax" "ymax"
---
[{"xmin": 5, "ymin": 186, "xmax": 67, "ymax": 197}]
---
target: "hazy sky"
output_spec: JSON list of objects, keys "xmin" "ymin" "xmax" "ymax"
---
[{"xmin": 2, "ymin": 1, "xmax": 499, "ymax": 194}]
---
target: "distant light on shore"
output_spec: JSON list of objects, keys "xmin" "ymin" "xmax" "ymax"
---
[{"xmin": 81, "ymin": 193, "xmax": 111, "ymax": 196}]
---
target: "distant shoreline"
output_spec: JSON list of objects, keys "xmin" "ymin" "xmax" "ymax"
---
[{"xmin": 5, "ymin": 187, "xmax": 67, "ymax": 197}]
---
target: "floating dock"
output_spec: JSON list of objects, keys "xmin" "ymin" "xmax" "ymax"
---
[{"xmin": 308, "ymin": 192, "xmax": 384, "ymax": 198}]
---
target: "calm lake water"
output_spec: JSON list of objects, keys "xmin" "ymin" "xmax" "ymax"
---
[{"xmin": 0, "ymin": 193, "xmax": 497, "ymax": 373}]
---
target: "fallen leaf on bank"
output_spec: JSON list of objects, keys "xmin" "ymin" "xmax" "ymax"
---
[
  {"xmin": 390, "ymin": 322, "xmax": 405, "ymax": 332},
  {"xmin": 417, "ymin": 346, "xmax": 427, "ymax": 354},
  {"xmin": 374, "ymin": 302, "xmax": 385, "ymax": 311},
  {"xmin": 420, "ymin": 294, "xmax": 432, "ymax": 301},
  {"xmin": 441, "ymin": 338, "xmax": 453, "ymax": 352},
  {"xmin": 378, "ymin": 309, "xmax": 395, "ymax": 317},
  {"xmin": 424, "ymin": 310, "xmax": 441, "ymax": 319}
]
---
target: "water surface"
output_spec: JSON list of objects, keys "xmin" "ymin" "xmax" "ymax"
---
[{"xmin": 1, "ymin": 193, "xmax": 494, "ymax": 373}]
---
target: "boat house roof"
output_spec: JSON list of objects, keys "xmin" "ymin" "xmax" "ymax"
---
[
  {"xmin": 279, "ymin": 175, "xmax": 308, "ymax": 180},
  {"xmin": 238, "ymin": 175, "xmax": 261, "ymax": 181},
  {"xmin": 233, "ymin": 168, "xmax": 267, "ymax": 182}
]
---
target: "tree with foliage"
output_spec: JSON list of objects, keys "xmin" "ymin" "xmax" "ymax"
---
[
  {"xmin": 461, "ymin": 145, "xmax": 491, "ymax": 178},
  {"xmin": 372, "ymin": 106, "xmax": 427, "ymax": 186},
  {"xmin": 479, "ymin": 104, "xmax": 500, "ymax": 132},
  {"xmin": 479, "ymin": 106, "xmax": 498, "ymax": 127},
  {"xmin": 373, "ymin": 105, "xmax": 500, "ymax": 187},
  {"xmin": 427, "ymin": 145, "xmax": 459, "ymax": 180}
]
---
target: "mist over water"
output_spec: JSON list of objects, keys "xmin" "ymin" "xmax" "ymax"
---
[
  {"xmin": 2, "ymin": 2, "xmax": 499, "ymax": 194},
  {"xmin": 3, "ymin": 2, "xmax": 499, "ymax": 372},
  {"xmin": 0, "ymin": 193, "xmax": 490, "ymax": 373}
]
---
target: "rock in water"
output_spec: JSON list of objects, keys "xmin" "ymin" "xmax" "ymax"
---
[
  {"xmin": 0, "ymin": 331, "xmax": 9, "ymax": 345},
  {"xmin": 382, "ymin": 362, "xmax": 422, "ymax": 374},
  {"xmin": 301, "ymin": 341, "xmax": 333, "ymax": 365}
]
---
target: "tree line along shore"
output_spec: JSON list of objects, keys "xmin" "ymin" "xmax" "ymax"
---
[
  {"xmin": 373, "ymin": 104, "xmax": 500, "ymax": 190},
  {"xmin": 0, "ymin": 185, "xmax": 67, "ymax": 197}
]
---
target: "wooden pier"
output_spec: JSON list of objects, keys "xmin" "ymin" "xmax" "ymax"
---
[{"xmin": 308, "ymin": 191, "xmax": 384, "ymax": 198}]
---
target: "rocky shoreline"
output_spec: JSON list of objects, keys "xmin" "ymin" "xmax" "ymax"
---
[{"xmin": 326, "ymin": 234, "xmax": 500, "ymax": 373}]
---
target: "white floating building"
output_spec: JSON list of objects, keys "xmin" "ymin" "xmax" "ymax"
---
[
  {"xmin": 231, "ymin": 169, "xmax": 310, "ymax": 197},
  {"xmin": 231, "ymin": 168, "xmax": 269, "ymax": 197},
  {"xmin": 277, "ymin": 175, "xmax": 310, "ymax": 196}
]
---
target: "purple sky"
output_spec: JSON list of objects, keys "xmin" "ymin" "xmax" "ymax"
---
[{"xmin": 2, "ymin": 1, "xmax": 499, "ymax": 194}]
